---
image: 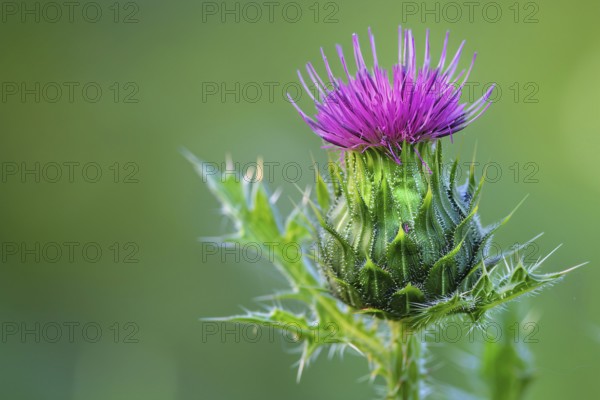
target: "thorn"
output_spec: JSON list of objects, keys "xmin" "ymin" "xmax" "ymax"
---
[
  {"xmin": 347, "ymin": 342, "xmax": 364, "ymax": 356},
  {"xmin": 180, "ymin": 147, "xmax": 200, "ymax": 165},
  {"xmin": 555, "ymin": 261, "xmax": 589, "ymax": 276},
  {"xmin": 296, "ymin": 349, "xmax": 307, "ymax": 383},
  {"xmin": 470, "ymin": 141, "xmax": 478, "ymax": 170},
  {"xmin": 269, "ymin": 187, "xmax": 283, "ymax": 204},
  {"xmin": 502, "ymin": 257, "xmax": 511, "ymax": 273},
  {"xmin": 309, "ymin": 151, "xmax": 317, "ymax": 169},
  {"xmin": 244, "ymin": 166, "xmax": 256, "ymax": 182},
  {"xmin": 256, "ymin": 157, "xmax": 264, "ymax": 182},
  {"xmin": 481, "ymin": 257, "xmax": 488, "ymax": 274},
  {"xmin": 197, "ymin": 234, "xmax": 238, "ymax": 243},
  {"xmin": 225, "ymin": 152, "xmax": 234, "ymax": 171},
  {"xmin": 297, "ymin": 184, "xmax": 312, "ymax": 206},
  {"xmin": 530, "ymin": 244, "xmax": 563, "ymax": 272},
  {"xmin": 525, "ymin": 232, "xmax": 545, "ymax": 243},
  {"xmin": 502, "ymin": 194, "xmax": 530, "ymax": 223}
]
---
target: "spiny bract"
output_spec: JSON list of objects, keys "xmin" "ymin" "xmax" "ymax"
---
[{"xmin": 313, "ymin": 142, "xmax": 571, "ymax": 323}]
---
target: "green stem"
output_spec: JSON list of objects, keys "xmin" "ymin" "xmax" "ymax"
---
[{"xmin": 385, "ymin": 322, "xmax": 426, "ymax": 400}]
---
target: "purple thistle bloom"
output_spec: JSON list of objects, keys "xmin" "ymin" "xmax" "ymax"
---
[{"xmin": 290, "ymin": 27, "xmax": 495, "ymax": 162}]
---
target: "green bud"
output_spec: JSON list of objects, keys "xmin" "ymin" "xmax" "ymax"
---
[{"xmin": 314, "ymin": 142, "xmax": 575, "ymax": 324}]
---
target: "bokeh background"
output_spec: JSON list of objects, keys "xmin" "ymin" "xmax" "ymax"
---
[{"xmin": 1, "ymin": 0, "xmax": 598, "ymax": 398}]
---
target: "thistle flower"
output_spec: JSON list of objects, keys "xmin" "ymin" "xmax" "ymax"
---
[
  {"xmin": 290, "ymin": 27, "xmax": 495, "ymax": 161},
  {"xmin": 194, "ymin": 26, "xmax": 583, "ymax": 400},
  {"xmin": 295, "ymin": 29, "xmax": 578, "ymax": 325}
]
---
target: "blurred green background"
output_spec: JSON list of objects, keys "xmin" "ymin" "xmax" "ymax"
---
[{"xmin": 0, "ymin": 0, "xmax": 598, "ymax": 398}]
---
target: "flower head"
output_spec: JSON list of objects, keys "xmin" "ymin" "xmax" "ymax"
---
[{"xmin": 290, "ymin": 27, "xmax": 495, "ymax": 161}]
